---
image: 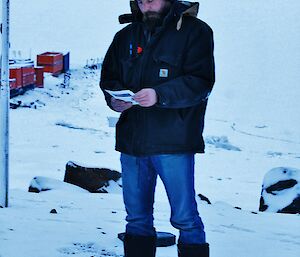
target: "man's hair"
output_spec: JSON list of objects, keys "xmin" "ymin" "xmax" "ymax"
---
[
  {"xmin": 120, "ymin": 0, "xmax": 176, "ymax": 24},
  {"xmin": 135, "ymin": 0, "xmax": 176, "ymax": 5}
]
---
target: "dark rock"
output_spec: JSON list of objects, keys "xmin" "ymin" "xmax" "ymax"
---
[
  {"xmin": 279, "ymin": 197, "xmax": 300, "ymax": 214},
  {"xmin": 266, "ymin": 179, "xmax": 297, "ymax": 194},
  {"xmin": 50, "ymin": 209, "xmax": 57, "ymax": 214},
  {"xmin": 28, "ymin": 185, "xmax": 50, "ymax": 193},
  {"xmin": 259, "ymin": 195, "xmax": 268, "ymax": 212},
  {"xmin": 198, "ymin": 194, "xmax": 211, "ymax": 204},
  {"xmin": 259, "ymin": 167, "xmax": 300, "ymax": 214},
  {"xmin": 64, "ymin": 161, "xmax": 121, "ymax": 193},
  {"xmin": 10, "ymin": 101, "xmax": 22, "ymax": 109},
  {"xmin": 118, "ymin": 232, "xmax": 176, "ymax": 247}
]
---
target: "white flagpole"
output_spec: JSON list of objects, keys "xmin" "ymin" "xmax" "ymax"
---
[{"xmin": 0, "ymin": 0, "xmax": 10, "ymax": 208}]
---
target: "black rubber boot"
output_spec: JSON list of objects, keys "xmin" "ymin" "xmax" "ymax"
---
[
  {"xmin": 124, "ymin": 233, "xmax": 156, "ymax": 257},
  {"xmin": 178, "ymin": 242, "xmax": 209, "ymax": 257}
]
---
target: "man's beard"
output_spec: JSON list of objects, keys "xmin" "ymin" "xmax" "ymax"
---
[{"xmin": 143, "ymin": 4, "xmax": 171, "ymax": 32}]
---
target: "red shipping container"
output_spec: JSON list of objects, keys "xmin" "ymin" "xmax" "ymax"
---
[
  {"xmin": 43, "ymin": 61, "xmax": 63, "ymax": 74},
  {"xmin": 37, "ymin": 52, "xmax": 63, "ymax": 65},
  {"xmin": 9, "ymin": 67, "xmax": 22, "ymax": 88},
  {"xmin": 35, "ymin": 66, "xmax": 44, "ymax": 87},
  {"xmin": 22, "ymin": 74, "xmax": 35, "ymax": 86},
  {"xmin": 9, "ymin": 78, "xmax": 17, "ymax": 89},
  {"xmin": 22, "ymin": 65, "xmax": 35, "ymax": 76},
  {"xmin": 21, "ymin": 65, "xmax": 35, "ymax": 87}
]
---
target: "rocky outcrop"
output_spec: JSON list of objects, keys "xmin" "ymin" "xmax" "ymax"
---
[
  {"xmin": 64, "ymin": 161, "xmax": 122, "ymax": 193},
  {"xmin": 259, "ymin": 167, "xmax": 300, "ymax": 214}
]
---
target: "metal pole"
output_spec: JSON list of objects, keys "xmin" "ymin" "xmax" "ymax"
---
[{"xmin": 0, "ymin": 0, "xmax": 10, "ymax": 208}]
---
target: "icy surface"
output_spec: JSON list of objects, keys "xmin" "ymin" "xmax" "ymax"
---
[
  {"xmin": 0, "ymin": 0, "xmax": 300, "ymax": 256},
  {"xmin": 1, "ymin": 65, "xmax": 299, "ymax": 257}
]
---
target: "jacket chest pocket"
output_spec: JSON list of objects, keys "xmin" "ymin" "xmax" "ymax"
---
[{"xmin": 153, "ymin": 54, "xmax": 182, "ymax": 81}]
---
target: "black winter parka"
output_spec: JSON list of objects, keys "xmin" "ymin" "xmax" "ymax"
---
[{"xmin": 100, "ymin": 1, "xmax": 215, "ymax": 156}]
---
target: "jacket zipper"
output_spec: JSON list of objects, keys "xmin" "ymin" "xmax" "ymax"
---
[{"xmin": 134, "ymin": 29, "xmax": 152, "ymax": 155}]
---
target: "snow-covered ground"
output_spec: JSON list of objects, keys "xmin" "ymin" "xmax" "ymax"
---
[{"xmin": 1, "ymin": 0, "xmax": 300, "ymax": 256}]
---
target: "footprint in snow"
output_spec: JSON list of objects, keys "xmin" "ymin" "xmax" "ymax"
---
[{"xmin": 58, "ymin": 242, "xmax": 121, "ymax": 256}]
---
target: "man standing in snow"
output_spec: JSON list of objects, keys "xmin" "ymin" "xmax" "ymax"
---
[{"xmin": 100, "ymin": 0, "xmax": 215, "ymax": 256}]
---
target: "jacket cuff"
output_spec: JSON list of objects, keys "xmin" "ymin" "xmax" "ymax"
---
[{"xmin": 154, "ymin": 88, "xmax": 168, "ymax": 107}]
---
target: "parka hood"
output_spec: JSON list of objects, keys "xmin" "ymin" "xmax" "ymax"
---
[
  {"xmin": 119, "ymin": 0, "xmax": 199, "ymax": 30},
  {"xmin": 174, "ymin": 1, "xmax": 199, "ymax": 30}
]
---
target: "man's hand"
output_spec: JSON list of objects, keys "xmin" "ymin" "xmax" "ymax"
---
[
  {"xmin": 111, "ymin": 97, "xmax": 132, "ymax": 112},
  {"xmin": 134, "ymin": 88, "xmax": 157, "ymax": 107}
]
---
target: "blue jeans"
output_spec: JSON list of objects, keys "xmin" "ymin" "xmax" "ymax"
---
[{"xmin": 120, "ymin": 153, "xmax": 206, "ymax": 244}]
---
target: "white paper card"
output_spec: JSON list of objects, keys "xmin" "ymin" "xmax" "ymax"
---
[{"xmin": 105, "ymin": 89, "xmax": 138, "ymax": 105}]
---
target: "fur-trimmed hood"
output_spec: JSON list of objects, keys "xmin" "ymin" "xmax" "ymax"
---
[{"xmin": 120, "ymin": 0, "xmax": 199, "ymax": 30}]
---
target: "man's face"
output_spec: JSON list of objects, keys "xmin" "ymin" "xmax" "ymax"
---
[{"xmin": 137, "ymin": 0, "xmax": 171, "ymax": 16}]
